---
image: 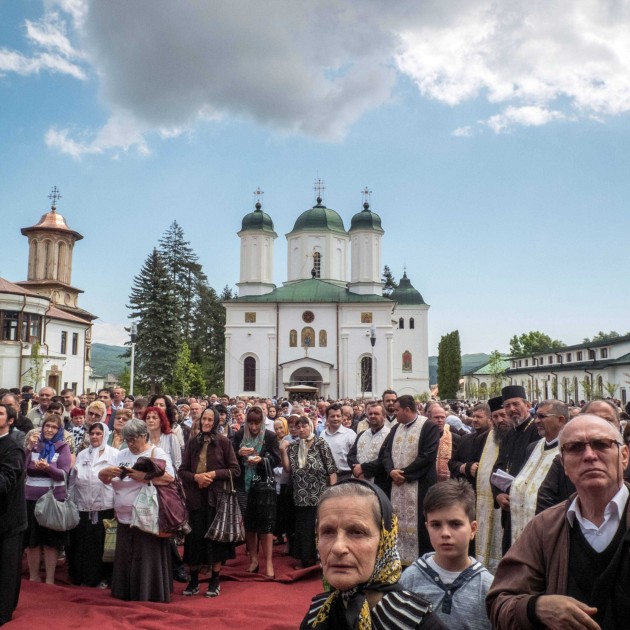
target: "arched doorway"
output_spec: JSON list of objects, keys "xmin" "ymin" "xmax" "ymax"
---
[{"xmin": 288, "ymin": 367, "xmax": 323, "ymax": 399}]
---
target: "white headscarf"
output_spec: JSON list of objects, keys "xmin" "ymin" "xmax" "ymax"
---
[
  {"xmin": 297, "ymin": 417, "xmax": 315, "ymax": 469},
  {"xmin": 87, "ymin": 422, "xmax": 110, "ymax": 462}
]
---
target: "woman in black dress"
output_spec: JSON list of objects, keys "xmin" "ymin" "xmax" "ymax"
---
[
  {"xmin": 179, "ymin": 406, "xmax": 240, "ymax": 597},
  {"xmin": 279, "ymin": 415, "xmax": 337, "ymax": 569},
  {"xmin": 233, "ymin": 406, "xmax": 280, "ymax": 578}
]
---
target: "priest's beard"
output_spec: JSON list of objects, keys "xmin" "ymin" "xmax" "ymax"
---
[{"xmin": 493, "ymin": 424, "xmax": 512, "ymax": 445}]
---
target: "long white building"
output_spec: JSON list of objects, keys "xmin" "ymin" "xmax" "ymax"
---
[{"xmin": 223, "ymin": 194, "xmax": 430, "ymax": 399}]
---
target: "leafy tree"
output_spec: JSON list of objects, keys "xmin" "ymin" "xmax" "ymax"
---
[
  {"xmin": 487, "ymin": 350, "xmax": 506, "ymax": 397},
  {"xmin": 437, "ymin": 330, "xmax": 461, "ymax": 400},
  {"xmin": 26, "ymin": 341, "xmax": 44, "ymax": 389},
  {"xmin": 382, "ymin": 265, "xmax": 398, "ymax": 296},
  {"xmin": 604, "ymin": 381, "xmax": 618, "ymax": 398},
  {"xmin": 580, "ymin": 377, "xmax": 593, "ymax": 400},
  {"xmin": 509, "ymin": 331, "xmax": 564, "ymax": 356},
  {"xmin": 551, "ymin": 377, "xmax": 558, "ymax": 399},
  {"xmin": 127, "ymin": 249, "xmax": 181, "ymax": 394},
  {"xmin": 583, "ymin": 331, "xmax": 627, "ymax": 343}
]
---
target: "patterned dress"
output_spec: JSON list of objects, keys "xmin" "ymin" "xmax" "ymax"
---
[{"xmin": 288, "ymin": 438, "xmax": 337, "ymax": 507}]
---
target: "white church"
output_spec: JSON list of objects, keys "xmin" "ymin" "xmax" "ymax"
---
[{"xmin": 223, "ymin": 191, "xmax": 430, "ymax": 400}]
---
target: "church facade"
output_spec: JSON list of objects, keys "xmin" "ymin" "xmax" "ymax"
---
[
  {"xmin": 0, "ymin": 193, "xmax": 96, "ymax": 393},
  {"xmin": 223, "ymin": 194, "xmax": 429, "ymax": 400}
]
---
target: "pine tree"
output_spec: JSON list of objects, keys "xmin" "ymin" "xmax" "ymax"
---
[
  {"xmin": 128, "ymin": 249, "xmax": 181, "ymax": 394},
  {"xmin": 437, "ymin": 330, "xmax": 462, "ymax": 400},
  {"xmin": 158, "ymin": 221, "xmax": 207, "ymax": 345},
  {"xmin": 382, "ymin": 265, "xmax": 398, "ymax": 296}
]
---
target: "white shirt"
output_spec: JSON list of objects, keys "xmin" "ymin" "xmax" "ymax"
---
[
  {"xmin": 322, "ymin": 425, "xmax": 355, "ymax": 472},
  {"xmin": 71, "ymin": 444, "xmax": 117, "ymax": 511},
  {"xmin": 567, "ymin": 484, "xmax": 629, "ymax": 552},
  {"xmin": 109, "ymin": 446, "xmax": 174, "ymax": 524}
]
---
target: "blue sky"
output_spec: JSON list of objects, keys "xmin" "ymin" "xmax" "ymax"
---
[{"xmin": 2, "ymin": 1, "xmax": 630, "ymax": 355}]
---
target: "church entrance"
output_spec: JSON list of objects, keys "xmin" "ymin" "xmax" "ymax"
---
[{"xmin": 287, "ymin": 367, "xmax": 323, "ymax": 399}]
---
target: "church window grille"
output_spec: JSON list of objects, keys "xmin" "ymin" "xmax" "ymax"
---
[
  {"xmin": 243, "ymin": 357, "xmax": 256, "ymax": 391},
  {"xmin": 360, "ymin": 356, "xmax": 372, "ymax": 393},
  {"xmin": 313, "ymin": 252, "xmax": 321, "ymax": 278}
]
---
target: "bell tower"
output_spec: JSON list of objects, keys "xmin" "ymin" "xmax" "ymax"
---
[{"xmin": 17, "ymin": 187, "xmax": 86, "ymax": 312}]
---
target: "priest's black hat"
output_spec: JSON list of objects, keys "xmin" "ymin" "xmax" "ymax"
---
[
  {"xmin": 501, "ymin": 384, "xmax": 527, "ymax": 402},
  {"xmin": 488, "ymin": 396, "xmax": 503, "ymax": 413}
]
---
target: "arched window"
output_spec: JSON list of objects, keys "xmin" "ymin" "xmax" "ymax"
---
[
  {"xmin": 301, "ymin": 326, "xmax": 315, "ymax": 348},
  {"xmin": 313, "ymin": 252, "xmax": 321, "ymax": 278},
  {"xmin": 289, "ymin": 329, "xmax": 297, "ymax": 347},
  {"xmin": 360, "ymin": 356, "xmax": 372, "ymax": 393},
  {"xmin": 243, "ymin": 357, "xmax": 256, "ymax": 391},
  {"xmin": 319, "ymin": 330, "xmax": 327, "ymax": 347},
  {"xmin": 409, "ymin": 317, "xmax": 415, "ymax": 329},
  {"xmin": 398, "ymin": 317, "xmax": 404, "ymax": 329},
  {"xmin": 44, "ymin": 240, "xmax": 51, "ymax": 278},
  {"xmin": 402, "ymin": 350, "xmax": 412, "ymax": 372}
]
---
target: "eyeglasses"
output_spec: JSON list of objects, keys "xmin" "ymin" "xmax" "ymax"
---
[
  {"xmin": 561, "ymin": 438, "xmax": 621, "ymax": 455},
  {"xmin": 534, "ymin": 412, "xmax": 557, "ymax": 420},
  {"xmin": 88, "ymin": 411, "xmax": 102, "ymax": 418}
]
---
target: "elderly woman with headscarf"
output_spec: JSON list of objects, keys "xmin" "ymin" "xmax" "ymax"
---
[
  {"xmin": 68, "ymin": 422, "xmax": 117, "ymax": 587},
  {"xmin": 280, "ymin": 415, "xmax": 337, "ymax": 570},
  {"xmin": 233, "ymin": 406, "xmax": 281, "ymax": 578},
  {"xmin": 98, "ymin": 418, "xmax": 175, "ymax": 602},
  {"xmin": 178, "ymin": 406, "xmax": 240, "ymax": 597},
  {"xmin": 301, "ymin": 479, "xmax": 444, "ymax": 630},
  {"xmin": 24, "ymin": 413, "xmax": 72, "ymax": 584}
]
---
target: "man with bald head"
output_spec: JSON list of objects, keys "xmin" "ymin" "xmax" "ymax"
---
[{"xmin": 487, "ymin": 415, "xmax": 630, "ymax": 629}]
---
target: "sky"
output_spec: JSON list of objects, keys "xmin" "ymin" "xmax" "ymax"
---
[{"xmin": 2, "ymin": 0, "xmax": 630, "ymax": 356}]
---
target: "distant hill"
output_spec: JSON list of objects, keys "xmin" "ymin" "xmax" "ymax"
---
[
  {"xmin": 91, "ymin": 343, "xmax": 128, "ymax": 377},
  {"xmin": 429, "ymin": 353, "xmax": 489, "ymax": 385}
]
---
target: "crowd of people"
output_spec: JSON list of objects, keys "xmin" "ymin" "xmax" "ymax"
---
[{"xmin": 1, "ymin": 382, "xmax": 630, "ymax": 628}]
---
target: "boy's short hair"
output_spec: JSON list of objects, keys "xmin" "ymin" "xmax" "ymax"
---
[{"xmin": 423, "ymin": 479, "xmax": 476, "ymax": 523}]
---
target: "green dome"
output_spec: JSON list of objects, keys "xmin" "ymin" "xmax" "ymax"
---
[
  {"xmin": 289, "ymin": 198, "xmax": 346, "ymax": 234},
  {"xmin": 349, "ymin": 202, "xmax": 384, "ymax": 233},
  {"xmin": 390, "ymin": 272, "xmax": 426, "ymax": 305},
  {"xmin": 240, "ymin": 202, "xmax": 277, "ymax": 235}
]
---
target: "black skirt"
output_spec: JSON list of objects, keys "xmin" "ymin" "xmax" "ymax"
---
[
  {"xmin": 25, "ymin": 500, "xmax": 69, "ymax": 550},
  {"xmin": 244, "ymin": 482, "xmax": 276, "ymax": 534},
  {"xmin": 183, "ymin": 503, "xmax": 235, "ymax": 566},
  {"xmin": 111, "ymin": 523, "xmax": 172, "ymax": 602},
  {"xmin": 291, "ymin": 506, "xmax": 317, "ymax": 561},
  {"xmin": 274, "ymin": 484, "xmax": 295, "ymax": 537},
  {"xmin": 68, "ymin": 508, "xmax": 115, "ymax": 586}
]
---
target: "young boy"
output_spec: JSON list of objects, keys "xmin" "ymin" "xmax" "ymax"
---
[{"xmin": 399, "ymin": 479, "xmax": 493, "ymax": 630}]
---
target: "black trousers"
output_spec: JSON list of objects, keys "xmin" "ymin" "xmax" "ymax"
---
[{"xmin": 0, "ymin": 533, "xmax": 23, "ymax": 625}]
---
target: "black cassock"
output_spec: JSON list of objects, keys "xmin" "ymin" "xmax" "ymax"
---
[{"xmin": 0, "ymin": 434, "xmax": 27, "ymax": 625}]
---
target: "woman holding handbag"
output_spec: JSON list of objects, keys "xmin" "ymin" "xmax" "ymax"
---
[
  {"xmin": 233, "ymin": 406, "xmax": 281, "ymax": 579},
  {"xmin": 279, "ymin": 415, "xmax": 337, "ymax": 570},
  {"xmin": 178, "ymin": 406, "xmax": 240, "ymax": 598},
  {"xmin": 67, "ymin": 421, "xmax": 116, "ymax": 587},
  {"xmin": 98, "ymin": 418, "xmax": 175, "ymax": 602},
  {"xmin": 24, "ymin": 413, "xmax": 72, "ymax": 584}
]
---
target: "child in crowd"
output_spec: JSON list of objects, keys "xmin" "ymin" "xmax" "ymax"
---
[{"xmin": 399, "ymin": 479, "xmax": 493, "ymax": 630}]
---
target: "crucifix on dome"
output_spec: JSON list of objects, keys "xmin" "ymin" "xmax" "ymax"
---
[
  {"xmin": 313, "ymin": 178, "xmax": 325, "ymax": 205},
  {"xmin": 48, "ymin": 186, "xmax": 62, "ymax": 211}
]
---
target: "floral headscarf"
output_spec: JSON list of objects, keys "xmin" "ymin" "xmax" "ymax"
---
[{"xmin": 312, "ymin": 479, "xmax": 402, "ymax": 630}]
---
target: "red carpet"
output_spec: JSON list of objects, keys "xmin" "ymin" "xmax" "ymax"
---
[{"xmin": 10, "ymin": 546, "xmax": 322, "ymax": 629}]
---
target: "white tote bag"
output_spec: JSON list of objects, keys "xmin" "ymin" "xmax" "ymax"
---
[{"xmin": 130, "ymin": 483, "xmax": 159, "ymax": 535}]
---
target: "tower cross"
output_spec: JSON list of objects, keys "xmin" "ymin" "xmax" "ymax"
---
[
  {"xmin": 253, "ymin": 187, "xmax": 264, "ymax": 205},
  {"xmin": 48, "ymin": 186, "xmax": 62, "ymax": 210},
  {"xmin": 313, "ymin": 178, "xmax": 325, "ymax": 204},
  {"xmin": 361, "ymin": 186, "xmax": 372, "ymax": 204}
]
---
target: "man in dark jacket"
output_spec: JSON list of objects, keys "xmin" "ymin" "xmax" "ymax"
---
[{"xmin": 0, "ymin": 403, "xmax": 27, "ymax": 625}]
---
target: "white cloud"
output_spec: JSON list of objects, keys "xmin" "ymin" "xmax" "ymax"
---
[
  {"xmin": 92, "ymin": 321, "xmax": 128, "ymax": 347},
  {"xmin": 0, "ymin": 10, "xmax": 86, "ymax": 79},
  {"xmin": 452, "ymin": 126, "xmax": 474, "ymax": 137},
  {"xmin": 7, "ymin": 0, "xmax": 630, "ymax": 152},
  {"xmin": 485, "ymin": 106, "xmax": 567, "ymax": 134}
]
